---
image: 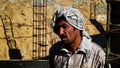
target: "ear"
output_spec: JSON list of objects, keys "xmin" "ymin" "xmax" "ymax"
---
[{"xmin": 74, "ymin": 29, "xmax": 80, "ymax": 35}]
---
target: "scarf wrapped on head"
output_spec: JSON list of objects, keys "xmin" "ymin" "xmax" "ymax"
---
[{"xmin": 52, "ymin": 7, "xmax": 91, "ymax": 41}]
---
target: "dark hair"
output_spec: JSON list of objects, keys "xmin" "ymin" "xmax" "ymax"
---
[
  {"xmin": 53, "ymin": 15, "xmax": 67, "ymax": 33},
  {"xmin": 55, "ymin": 15, "xmax": 67, "ymax": 24},
  {"xmin": 80, "ymin": 30, "xmax": 83, "ymax": 37}
]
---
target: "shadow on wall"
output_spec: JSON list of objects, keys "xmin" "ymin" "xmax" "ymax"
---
[
  {"xmin": 0, "ymin": 13, "xmax": 22, "ymax": 60},
  {"xmin": 9, "ymin": 49, "xmax": 22, "ymax": 59},
  {"xmin": 90, "ymin": 19, "xmax": 106, "ymax": 48},
  {"xmin": 90, "ymin": 19, "xmax": 106, "ymax": 34},
  {"xmin": 8, "ymin": 39, "xmax": 22, "ymax": 59}
]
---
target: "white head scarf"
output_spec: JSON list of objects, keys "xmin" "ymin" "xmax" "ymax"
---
[
  {"xmin": 52, "ymin": 7, "xmax": 91, "ymax": 41},
  {"xmin": 52, "ymin": 7, "xmax": 85, "ymax": 30}
]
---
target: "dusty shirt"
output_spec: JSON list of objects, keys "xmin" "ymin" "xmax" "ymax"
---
[{"xmin": 49, "ymin": 37, "xmax": 106, "ymax": 68}]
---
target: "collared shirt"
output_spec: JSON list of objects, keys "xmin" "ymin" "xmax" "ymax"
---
[{"xmin": 49, "ymin": 37, "xmax": 106, "ymax": 68}]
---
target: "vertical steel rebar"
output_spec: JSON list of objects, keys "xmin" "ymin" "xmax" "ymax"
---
[{"xmin": 33, "ymin": 0, "xmax": 47, "ymax": 60}]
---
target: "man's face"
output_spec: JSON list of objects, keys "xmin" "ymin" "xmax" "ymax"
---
[{"xmin": 54, "ymin": 20, "xmax": 79, "ymax": 45}]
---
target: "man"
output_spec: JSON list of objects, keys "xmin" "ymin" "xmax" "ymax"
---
[{"xmin": 49, "ymin": 7, "xmax": 108, "ymax": 68}]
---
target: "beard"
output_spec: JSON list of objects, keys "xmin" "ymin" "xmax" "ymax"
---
[
  {"xmin": 60, "ymin": 36, "xmax": 75, "ymax": 46},
  {"xmin": 60, "ymin": 33, "xmax": 78, "ymax": 48},
  {"xmin": 61, "ymin": 39, "xmax": 69, "ymax": 45}
]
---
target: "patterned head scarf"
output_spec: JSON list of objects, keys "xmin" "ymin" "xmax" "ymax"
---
[
  {"xmin": 52, "ymin": 7, "xmax": 91, "ymax": 41},
  {"xmin": 52, "ymin": 7, "xmax": 85, "ymax": 30}
]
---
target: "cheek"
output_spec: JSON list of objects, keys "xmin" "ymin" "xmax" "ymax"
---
[{"xmin": 67, "ymin": 30, "xmax": 76, "ymax": 38}]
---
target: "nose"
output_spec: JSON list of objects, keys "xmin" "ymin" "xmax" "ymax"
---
[{"xmin": 58, "ymin": 27, "xmax": 64, "ymax": 35}]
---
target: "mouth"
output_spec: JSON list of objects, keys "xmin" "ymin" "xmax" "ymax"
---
[
  {"xmin": 61, "ymin": 37, "xmax": 67, "ymax": 41},
  {"xmin": 60, "ymin": 36, "xmax": 67, "ymax": 41},
  {"xmin": 59, "ymin": 35, "xmax": 67, "ymax": 40}
]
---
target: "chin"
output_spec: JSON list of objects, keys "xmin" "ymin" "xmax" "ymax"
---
[{"xmin": 61, "ymin": 40, "xmax": 70, "ymax": 45}]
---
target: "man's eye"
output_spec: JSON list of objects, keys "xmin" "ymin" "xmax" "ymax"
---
[{"xmin": 62, "ymin": 25, "xmax": 67, "ymax": 29}]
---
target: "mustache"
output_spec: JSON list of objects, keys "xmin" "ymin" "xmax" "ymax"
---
[{"xmin": 59, "ymin": 35, "xmax": 67, "ymax": 38}]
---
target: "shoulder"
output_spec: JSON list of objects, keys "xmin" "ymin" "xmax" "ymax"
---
[
  {"xmin": 50, "ymin": 41, "xmax": 61, "ymax": 50},
  {"xmin": 91, "ymin": 42, "xmax": 106, "ymax": 59},
  {"xmin": 49, "ymin": 41, "xmax": 62, "ymax": 54},
  {"xmin": 91, "ymin": 42, "xmax": 105, "ymax": 52},
  {"xmin": 89, "ymin": 42, "xmax": 106, "ymax": 67}
]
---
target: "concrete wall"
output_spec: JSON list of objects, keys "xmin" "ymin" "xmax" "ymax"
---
[{"xmin": 0, "ymin": 0, "xmax": 107, "ymax": 60}]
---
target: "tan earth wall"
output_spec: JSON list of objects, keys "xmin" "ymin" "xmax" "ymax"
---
[{"xmin": 0, "ymin": 0, "xmax": 107, "ymax": 60}]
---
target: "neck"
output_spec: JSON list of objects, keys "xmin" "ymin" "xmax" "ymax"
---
[{"xmin": 69, "ymin": 33, "xmax": 82, "ymax": 53}]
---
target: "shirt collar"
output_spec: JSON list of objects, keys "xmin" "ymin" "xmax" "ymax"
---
[
  {"xmin": 60, "ymin": 37, "xmax": 92, "ymax": 55},
  {"xmin": 77, "ymin": 37, "xmax": 92, "ymax": 54}
]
